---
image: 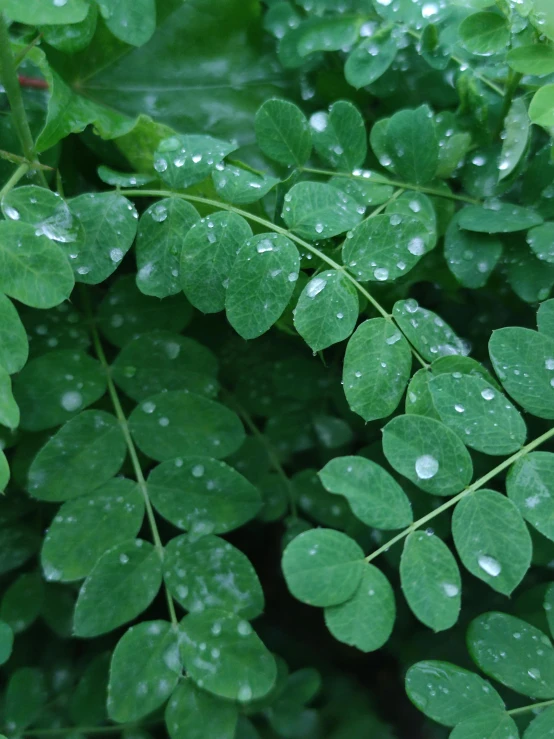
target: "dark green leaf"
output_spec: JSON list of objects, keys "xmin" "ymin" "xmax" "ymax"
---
[
  {"xmin": 212, "ymin": 165, "xmax": 279, "ymax": 206},
  {"xmin": 0, "ymin": 620, "xmax": 13, "ymax": 666},
  {"xmin": 459, "ymin": 203, "xmax": 543, "ymax": 233},
  {"xmin": 345, "ymin": 34, "xmax": 397, "ymax": 89},
  {"xmin": 165, "ymin": 681, "xmax": 238, "ymax": 739},
  {"xmin": 508, "ymin": 452, "xmax": 554, "ymax": 542},
  {"xmin": 95, "ymin": 0, "xmax": 156, "ymax": 46},
  {"xmin": 0, "ymin": 572, "xmax": 43, "ymax": 634},
  {"xmin": 296, "ymin": 16, "xmax": 360, "ymax": 56},
  {"xmin": 524, "ymin": 706, "xmax": 554, "ymax": 739},
  {"xmin": 310, "ymin": 101, "xmax": 367, "ymax": 170},
  {"xmin": 4, "ymin": 668, "xmax": 46, "ymax": 734},
  {"xmin": 282, "ymin": 182, "xmax": 362, "ymax": 240},
  {"xmin": 385, "ymin": 106, "xmax": 438, "ymax": 185},
  {"xmin": 393, "ymin": 299, "xmax": 468, "ymax": 362},
  {"xmin": 450, "ymin": 712, "xmax": 519, "ymax": 739},
  {"xmin": 255, "ymin": 99, "xmax": 312, "ymax": 167},
  {"xmin": 2, "ymin": 186, "xmax": 80, "ymax": 243},
  {"xmin": 154, "ymin": 134, "xmax": 236, "ymax": 189},
  {"xmin": 445, "ymin": 212, "xmax": 502, "ymax": 288}
]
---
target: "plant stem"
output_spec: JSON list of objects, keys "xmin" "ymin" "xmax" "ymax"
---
[
  {"xmin": 226, "ymin": 393, "xmax": 297, "ymax": 518},
  {"xmin": 300, "ymin": 167, "xmax": 481, "ymax": 205},
  {"xmin": 0, "ymin": 162, "xmax": 29, "ymax": 199},
  {"xmin": 0, "ymin": 149, "xmax": 53, "ymax": 170},
  {"xmin": 508, "ymin": 698, "xmax": 554, "ymax": 716},
  {"xmin": 119, "ymin": 189, "xmax": 428, "ymax": 368},
  {"xmin": 82, "ymin": 290, "xmax": 178, "ymax": 628},
  {"xmin": 0, "ymin": 14, "xmax": 47, "ymax": 187},
  {"xmin": 13, "ymin": 33, "xmax": 43, "ymax": 68},
  {"xmin": 495, "ymin": 70, "xmax": 523, "ymax": 139},
  {"xmin": 365, "ymin": 424, "xmax": 554, "ymax": 562}
]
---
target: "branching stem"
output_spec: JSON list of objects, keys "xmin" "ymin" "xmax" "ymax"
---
[{"xmin": 507, "ymin": 697, "xmax": 554, "ymax": 716}]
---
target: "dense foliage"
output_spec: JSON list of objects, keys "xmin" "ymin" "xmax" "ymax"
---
[{"xmin": 3, "ymin": 0, "xmax": 554, "ymax": 737}]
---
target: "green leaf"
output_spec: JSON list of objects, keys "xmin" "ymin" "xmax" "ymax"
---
[
  {"xmin": 154, "ymin": 134, "xmax": 236, "ymax": 190},
  {"xmin": 508, "ymin": 45, "xmax": 554, "ymax": 76},
  {"xmin": 428, "ymin": 373, "xmax": 527, "ymax": 455},
  {"xmin": 112, "ymin": 331, "xmax": 218, "ymax": 402},
  {"xmin": 342, "ymin": 318, "xmax": 412, "ymax": 422},
  {"xmin": 499, "ymin": 98, "xmax": 529, "ymax": 181},
  {"xmin": 385, "ymin": 106, "xmax": 438, "ymax": 185},
  {"xmin": 293, "ymin": 270, "xmax": 358, "ymax": 352},
  {"xmin": 179, "ymin": 609, "xmax": 277, "ymax": 702},
  {"xmin": 393, "ymin": 299, "xmax": 468, "ymax": 362},
  {"xmin": 444, "ymin": 212, "xmax": 502, "ymax": 288},
  {"xmin": 148, "ymin": 456, "xmax": 260, "ymax": 537},
  {"xmin": 450, "ymin": 712, "xmax": 519, "ymax": 739},
  {"xmin": 0, "ymin": 450, "xmax": 8, "ymax": 492},
  {"xmin": 405, "ymin": 661, "xmax": 505, "ymax": 727},
  {"xmin": 136, "ymin": 198, "xmax": 198, "ymax": 298},
  {"xmin": 330, "ymin": 176, "xmax": 394, "ymax": 208},
  {"xmin": 459, "ymin": 12, "xmax": 509, "ymax": 56},
  {"xmin": 400, "ymin": 531, "xmax": 461, "ymax": 631},
  {"xmin": 524, "ymin": 706, "xmax": 554, "ymax": 739},
  {"xmin": 0, "ymin": 368, "xmax": 19, "ymax": 430},
  {"xmin": 129, "ymin": 392, "xmax": 245, "ymax": 462},
  {"xmin": 309, "ymin": 101, "xmax": 367, "ymax": 171},
  {"xmin": 95, "ymin": 0, "xmax": 156, "ymax": 46},
  {"xmin": 324, "ymin": 565, "xmax": 395, "ymax": 652},
  {"xmin": 74, "ymin": 539, "xmax": 162, "ymax": 637},
  {"xmin": 382, "ymin": 415, "xmax": 473, "ymax": 496},
  {"xmin": 164, "ymin": 534, "xmax": 264, "ymax": 618},
  {"xmin": 0, "ymin": 572, "xmax": 43, "ymax": 634},
  {"xmin": 41, "ymin": 478, "xmax": 144, "ymax": 582},
  {"xmin": 28, "ymin": 411, "xmax": 127, "ymax": 503},
  {"xmin": 468, "ymin": 612, "xmax": 554, "ymax": 699},
  {"xmin": 67, "ymin": 193, "xmax": 138, "ymax": 284},
  {"xmin": 0, "ymin": 293, "xmax": 27, "ymax": 375},
  {"xmin": 2, "ymin": 186, "xmax": 81, "ymax": 244},
  {"xmin": 385, "ymin": 191, "xmax": 437, "ymax": 251},
  {"xmin": 0, "ymin": 523, "xmax": 40, "ymax": 576},
  {"xmin": 527, "ymin": 223, "xmax": 554, "ymax": 264},
  {"xmin": 318, "ymin": 455, "xmax": 412, "ymax": 530},
  {"xmin": 345, "ymin": 34, "xmax": 397, "ymax": 90},
  {"xmin": 212, "ymin": 165, "xmax": 279, "ymax": 206},
  {"xmin": 165, "ymin": 681, "xmax": 238, "ymax": 739},
  {"xmin": 0, "ymin": 0, "xmax": 88, "ymax": 24},
  {"xmin": 459, "ymin": 203, "xmax": 543, "ymax": 233},
  {"xmin": 107, "ymin": 620, "xmax": 180, "ymax": 722},
  {"xmin": 0, "ymin": 222, "xmax": 75, "ymax": 309},
  {"xmin": 225, "ymin": 233, "xmax": 300, "ymax": 339},
  {"xmin": 98, "ymin": 275, "xmax": 192, "ymax": 348},
  {"xmin": 343, "ymin": 213, "xmax": 431, "ymax": 283},
  {"xmin": 507, "ymin": 452, "xmax": 554, "ymax": 543},
  {"xmin": 453, "ymin": 489, "xmax": 532, "ymax": 595},
  {"xmin": 530, "ymin": 84, "xmax": 554, "ymax": 129},
  {"xmin": 181, "ymin": 212, "xmax": 252, "ymax": 314},
  {"xmin": 4, "ymin": 668, "xmax": 46, "ymax": 734},
  {"xmin": 21, "ymin": 301, "xmax": 90, "ymax": 359},
  {"xmin": 489, "ymin": 327, "xmax": 554, "ymax": 419},
  {"xmin": 282, "ymin": 528, "xmax": 365, "ymax": 607},
  {"xmin": 0, "ymin": 620, "xmax": 13, "ymax": 666},
  {"xmin": 538, "ymin": 299, "xmax": 554, "ymax": 340},
  {"xmin": 96, "ymin": 166, "xmax": 154, "ymax": 188},
  {"xmin": 69, "ymin": 653, "xmax": 110, "ymax": 726},
  {"xmin": 296, "ymin": 16, "xmax": 360, "ymax": 56},
  {"xmin": 14, "ymin": 350, "xmax": 107, "ymax": 432},
  {"xmin": 255, "ymin": 99, "xmax": 312, "ymax": 167},
  {"xmin": 282, "ymin": 182, "xmax": 362, "ymax": 240},
  {"xmin": 41, "ymin": 2, "xmax": 98, "ymax": 53}
]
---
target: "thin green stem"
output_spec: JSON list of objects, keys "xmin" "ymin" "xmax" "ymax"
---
[
  {"xmin": 226, "ymin": 393, "xmax": 297, "ymax": 518},
  {"xmin": 118, "ymin": 189, "xmax": 429, "ymax": 368},
  {"xmin": 301, "ymin": 167, "xmax": 481, "ymax": 205},
  {"xmin": 13, "ymin": 33, "xmax": 43, "ymax": 68},
  {"xmin": 508, "ymin": 698, "xmax": 554, "ymax": 716},
  {"xmin": 495, "ymin": 70, "xmax": 523, "ymax": 139},
  {"xmin": 365, "ymin": 424, "xmax": 554, "ymax": 562},
  {"xmin": 82, "ymin": 291, "xmax": 178, "ymax": 628},
  {"xmin": 0, "ymin": 162, "xmax": 28, "ymax": 199},
  {"xmin": 0, "ymin": 14, "xmax": 47, "ymax": 187},
  {"xmin": 0, "ymin": 149, "xmax": 53, "ymax": 170}
]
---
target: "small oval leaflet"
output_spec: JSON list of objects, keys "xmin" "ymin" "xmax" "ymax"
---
[
  {"xmin": 282, "ymin": 528, "xmax": 365, "ymax": 607},
  {"xmin": 318, "ymin": 455, "xmax": 412, "ymax": 530},
  {"xmin": 393, "ymin": 299, "xmax": 468, "ymax": 363},
  {"xmin": 148, "ymin": 456, "xmax": 260, "ymax": 537},
  {"xmin": 467, "ymin": 612, "xmax": 554, "ymax": 700},
  {"xmin": 165, "ymin": 681, "xmax": 238, "ymax": 739},
  {"xmin": 179, "ymin": 608, "xmax": 277, "ymax": 702},
  {"xmin": 153, "ymin": 134, "xmax": 236, "ymax": 190},
  {"xmin": 382, "ymin": 414, "xmax": 473, "ymax": 496},
  {"xmin": 282, "ymin": 181, "xmax": 362, "ymax": 241},
  {"xmin": 507, "ymin": 452, "xmax": 554, "ymax": 542}
]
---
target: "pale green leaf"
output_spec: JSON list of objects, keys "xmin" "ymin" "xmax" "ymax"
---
[
  {"xmin": 164, "ymin": 534, "xmax": 264, "ymax": 618},
  {"xmin": 0, "ymin": 0, "xmax": 87, "ymax": 24},
  {"xmin": 212, "ymin": 165, "xmax": 279, "ymax": 205},
  {"xmin": 453, "ymin": 489, "xmax": 532, "ymax": 595},
  {"xmin": 255, "ymin": 99, "xmax": 312, "ymax": 167},
  {"xmin": 450, "ymin": 712, "xmax": 519, "ymax": 739},
  {"xmin": 293, "ymin": 270, "xmax": 358, "ymax": 352},
  {"xmin": 41, "ymin": 478, "xmax": 144, "ymax": 582},
  {"xmin": 524, "ymin": 706, "xmax": 554, "ymax": 739},
  {"xmin": 148, "ymin": 456, "xmax": 260, "ymax": 537},
  {"xmin": 129, "ymin": 393, "xmax": 245, "ymax": 462},
  {"xmin": 507, "ymin": 452, "xmax": 554, "ymax": 543},
  {"xmin": 165, "ymin": 681, "xmax": 238, "ymax": 739},
  {"xmin": 225, "ymin": 233, "xmax": 300, "ymax": 339},
  {"xmin": 179, "ymin": 609, "xmax": 277, "ymax": 702},
  {"xmin": 107, "ymin": 621, "xmax": 180, "ymax": 722},
  {"xmin": 468, "ymin": 612, "xmax": 554, "ymax": 699},
  {"xmin": 296, "ymin": 16, "xmax": 359, "ymax": 56},
  {"xmin": 74, "ymin": 539, "xmax": 162, "ymax": 637},
  {"xmin": 309, "ymin": 101, "xmax": 367, "ymax": 170},
  {"xmin": 400, "ymin": 531, "xmax": 461, "ymax": 631},
  {"xmin": 318, "ymin": 455, "xmax": 412, "ymax": 530},
  {"xmin": 95, "ymin": 0, "xmax": 156, "ymax": 46},
  {"xmin": 2, "ymin": 186, "xmax": 81, "ymax": 243},
  {"xmin": 13, "ymin": 350, "xmax": 107, "ymax": 432},
  {"xmin": 508, "ymin": 46, "xmax": 554, "ymax": 76},
  {"xmin": 530, "ymin": 84, "xmax": 554, "ymax": 129},
  {"xmin": 345, "ymin": 34, "xmax": 397, "ymax": 89},
  {"xmin": 324, "ymin": 565, "xmax": 395, "ymax": 652},
  {"xmin": 27, "ymin": 411, "xmax": 126, "ymax": 504},
  {"xmin": 282, "ymin": 182, "xmax": 362, "ymax": 240},
  {"xmin": 0, "ymin": 222, "xmax": 74, "ymax": 309},
  {"xmin": 527, "ymin": 223, "xmax": 554, "ymax": 264},
  {"xmin": 0, "ymin": 294, "xmax": 28, "ymax": 375},
  {"xmin": 385, "ymin": 106, "xmax": 438, "ymax": 185},
  {"xmin": 154, "ymin": 134, "xmax": 236, "ymax": 190},
  {"xmin": 459, "ymin": 12, "xmax": 509, "ymax": 56},
  {"xmin": 41, "ymin": 3, "xmax": 98, "ymax": 52},
  {"xmin": 136, "ymin": 198, "xmax": 199, "ymax": 298},
  {"xmin": 459, "ymin": 203, "xmax": 543, "ymax": 233},
  {"xmin": 96, "ymin": 166, "xmax": 154, "ymax": 188},
  {"xmin": 282, "ymin": 528, "xmax": 365, "ymax": 607},
  {"xmin": 342, "ymin": 318, "xmax": 412, "ymax": 422},
  {"xmin": 499, "ymin": 98, "xmax": 529, "ymax": 181},
  {"xmin": 538, "ymin": 299, "xmax": 554, "ymax": 339},
  {"xmin": 181, "ymin": 212, "xmax": 252, "ymax": 314},
  {"xmin": 382, "ymin": 414, "xmax": 473, "ymax": 496}
]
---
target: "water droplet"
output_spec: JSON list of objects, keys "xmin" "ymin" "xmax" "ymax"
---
[
  {"xmin": 441, "ymin": 583, "xmax": 459, "ymax": 598},
  {"xmin": 374, "ymin": 267, "xmax": 389, "ymax": 281},
  {"xmin": 415, "ymin": 454, "xmax": 439, "ymax": 480},
  {"xmin": 481, "ymin": 388, "xmax": 495, "ymax": 401},
  {"xmin": 309, "ymin": 112, "xmax": 328, "ymax": 132},
  {"xmin": 60, "ymin": 391, "xmax": 82, "ymax": 412},
  {"xmin": 478, "ymin": 554, "xmax": 501, "ymax": 577},
  {"xmin": 192, "ymin": 465, "xmax": 205, "ymax": 478},
  {"xmin": 306, "ymin": 277, "xmax": 326, "ymax": 298}
]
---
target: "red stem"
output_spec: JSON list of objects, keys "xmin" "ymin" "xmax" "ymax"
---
[{"xmin": 18, "ymin": 75, "xmax": 48, "ymax": 90}]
